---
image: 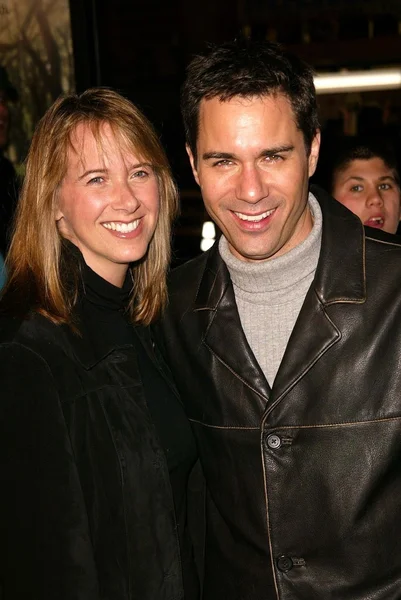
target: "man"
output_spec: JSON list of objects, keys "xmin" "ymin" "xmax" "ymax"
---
[
  {"xmin": 159, "ymin": 38, "xmax": 401, "ymax": 599},
  {"xmin": 328, "ymin": 136, "xmax": 401, "ymax": 233}
]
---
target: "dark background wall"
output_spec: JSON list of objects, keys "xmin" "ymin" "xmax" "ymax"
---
[{"xmin": 69, "ymin": 0, "xmax": 401, "ymax": 262}]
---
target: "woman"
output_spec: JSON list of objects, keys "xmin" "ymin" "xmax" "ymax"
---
[{"xmin": 0, "ymin": 89, "xmax": 199, "ymax": 599}]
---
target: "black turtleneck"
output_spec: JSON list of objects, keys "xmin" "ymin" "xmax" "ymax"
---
[{"xmin": 78, "ymin": 260, "xmax": 199, "ymax": 596}]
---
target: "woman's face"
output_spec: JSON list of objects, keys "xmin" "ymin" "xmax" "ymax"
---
[{"xmin": 56, "ymin": 122, "xmax": 160, "ymax": 287}]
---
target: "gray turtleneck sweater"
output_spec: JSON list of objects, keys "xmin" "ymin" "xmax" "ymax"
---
[{"xmin": 219, "ymin": 193, "xmax": 322, "ymax": 387}]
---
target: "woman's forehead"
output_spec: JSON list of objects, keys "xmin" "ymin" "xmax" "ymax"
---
[{"xmin": 67, "ymin": 121, "xmax": 145, "ymax": 166}]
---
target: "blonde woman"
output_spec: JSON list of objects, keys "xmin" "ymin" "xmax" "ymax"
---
[{"xmin": 0, "ymin": 89, "xmax": 199, "ymax": 600}]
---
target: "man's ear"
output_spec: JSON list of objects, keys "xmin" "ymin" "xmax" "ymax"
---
[
  {"xmin": 186, "ymin": 144, "xmax": 200, "ymax": 187},
  {"xmin": 308, "ymin": 130, "xmax": 321, "ymax": 177}
]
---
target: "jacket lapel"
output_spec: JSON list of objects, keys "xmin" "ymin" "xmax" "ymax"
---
[
  {"xmin": 267, "ymin": 186, "xmax": 367, "ymax": 411},
  {"xmin": 192, "ymin": 188, "xmax": 366, "ymax": 414},
  {"xmin": 194, "ymin": 244, "xmax": 271, "ymax": 406}
]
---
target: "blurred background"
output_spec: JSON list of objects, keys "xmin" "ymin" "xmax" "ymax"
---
[{"xmin": 1, "ymin": 0, "xmax": 401, "ymax": 263}]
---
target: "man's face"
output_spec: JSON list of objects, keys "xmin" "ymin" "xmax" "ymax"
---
[
  {"xmin": 187, "ymin": 94, "xmax": 320, "ymax": 262},
  {"xmin": 332, "ymin": 157, "xmax": 401, "ymax": 234}
]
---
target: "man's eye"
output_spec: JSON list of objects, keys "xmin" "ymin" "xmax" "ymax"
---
[
  {"xmin": 264, "ymin": 154, "xmax": 282, "ymax": 163},
  {"xmin": 213, "ymin": 160, "xmax": 232, "ymax": 167},
  {"xmin": 350, "ymin": 185, "xmax": 363, "ymax": 192}
]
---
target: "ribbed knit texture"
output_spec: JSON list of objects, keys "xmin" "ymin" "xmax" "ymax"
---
[{"xmin": 219, "ymin": 193, "xmax": 322, "ymax": 386}]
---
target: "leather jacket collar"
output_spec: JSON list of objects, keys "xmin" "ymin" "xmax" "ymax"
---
[
  {"xmin": 194, "ymin": 186, "xmax": 366, "ymax": 313},
  {"xmin": 190, "ymin": 186, "xmax": 367, "ymax": 407}
]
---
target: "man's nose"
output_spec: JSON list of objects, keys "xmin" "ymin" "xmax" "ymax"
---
[{"xmin": 235, "ymin": 165, "xmax": 267, "ymax": 203}]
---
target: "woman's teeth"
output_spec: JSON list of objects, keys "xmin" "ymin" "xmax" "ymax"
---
[{"xmin": 102, "ymin": 220, "xmax": 140, "ymax": 233}]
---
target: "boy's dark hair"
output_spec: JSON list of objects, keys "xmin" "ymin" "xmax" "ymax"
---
[
  {"xmin": 326, "ymin": 136, "xmax": 401, "ymax": 192},
  {"xmin": 181, "ymin": 38, "xmax": 320, "ymax": 160}
]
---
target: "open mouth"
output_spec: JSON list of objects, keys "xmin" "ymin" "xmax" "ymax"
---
[
  {"xmin": 102, "ymin": 219, "xmax": 140, "ymax": 233},
  {"xmin": 234, "ymin": 208, "xmax": 275, "ymax": 223},
  {"xmin": 364, "ymin": 216, "xmax": 384, "ymax": 228}
]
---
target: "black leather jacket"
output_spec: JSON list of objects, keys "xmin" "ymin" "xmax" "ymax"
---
[
  {"xmin": 0, "ymin": 312, "xmax": 187, "ymax": 600},
  {"xmin": 159, "ymin": 186, "xmax": 401, "ymax": 600}
]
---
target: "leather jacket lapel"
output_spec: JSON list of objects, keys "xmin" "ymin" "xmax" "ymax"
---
[
  {"xmin": 193, "ymin": 188, "xmax": 366, "ymax": 415},
  {"xmin": 267, "ymin": 186, "xmax": 367, "ymax": 412},
  {"xmin": 194, "ymin": 245, "xmax": 271, "ymax": 405},
  {"xmin": 266, "ymin": 284, "xmax": 340, "ymax": 411}
]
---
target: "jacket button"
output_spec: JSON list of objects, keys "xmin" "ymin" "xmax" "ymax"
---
[
  {"xmin": 266, "ymin": 433, "xmax": 282, "ymax": 449},
  {"xmin": 277, "ymin": 555, "xmax": 293, "ymax": 572}
]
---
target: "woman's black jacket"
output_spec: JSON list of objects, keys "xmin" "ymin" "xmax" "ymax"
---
[{"xmin": 0, "ymin": 310, "xmax": 188, "ymax": 600}]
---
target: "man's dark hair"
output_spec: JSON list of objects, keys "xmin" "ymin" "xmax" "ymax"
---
[
  {"xmin": 181, "ymin": 38, "xmax": 320, "ymax": 160},
  {"xmin": 327, "ymin": 136, "xmax": 401, "ymax": 191}
]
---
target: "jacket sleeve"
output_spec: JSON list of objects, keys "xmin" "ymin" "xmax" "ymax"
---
[{"xmin": 0, "ymin": 343, "xmax": 99, "ymax": 600}]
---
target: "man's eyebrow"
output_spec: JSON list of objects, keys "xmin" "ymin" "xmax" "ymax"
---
[
  {"xmin": 202, "ymin": 146, "xmax": 294, "ymax": 161},
  {"xmin": 259, "ymin": 145, "xmax": 294, "ymax": 157},
  {"xmin": 202, "ymin": 152, "xmax": 235, "ymax": 161}
]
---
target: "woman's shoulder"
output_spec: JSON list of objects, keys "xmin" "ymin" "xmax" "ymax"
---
[
  {"xmin": 0, "ymin": 312, "xmax": 68, "ymax": 364},
  {"xmin": 0, "ymin": 312, "xmax": 84, "ymax": 402}
]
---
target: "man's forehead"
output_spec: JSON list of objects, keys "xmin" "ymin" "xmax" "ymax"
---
[
  {"xmin": 199, "ymin": 91, "xmax": 288, "ymax": 112},
  {"xmin": 196, "ymin": 92, "xmax": 299, "ymax": 152},
  {"xmin": 197, "ymin": 93, "xmax": 296, "ymax": 138}
]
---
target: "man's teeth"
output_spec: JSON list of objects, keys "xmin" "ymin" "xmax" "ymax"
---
[
  {"xmin": 102, "ymin": 220, "xmax": 140, "ymax": 233},
  {"xmin": 234, "ymin": 209, "xmax": 275, "ymax": 222}
]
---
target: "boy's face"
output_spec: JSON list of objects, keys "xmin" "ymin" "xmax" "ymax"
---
[{"xmin": 332, "ymin": 157, "xmax": 401, "ymax": 234}]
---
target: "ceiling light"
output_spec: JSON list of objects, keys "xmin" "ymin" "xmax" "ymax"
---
[{"xmin": 314, "ymin": 68, "xmax": 401, "ymax": 94}]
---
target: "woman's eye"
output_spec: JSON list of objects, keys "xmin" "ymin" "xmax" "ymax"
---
[
  {"xmin": 133, "ymin": 170, "xmax": 149, "ymax": 179},
  {"xmin": 379, "ymin": 183, "xmax": 391, "ymax": 191},
  {"xmin": 88, "ymin": 176, "xmax": 104, "ymax": 184},
  {"xmin": 350, "ymin": 185, "xmax": 362, "ymax": 192}
]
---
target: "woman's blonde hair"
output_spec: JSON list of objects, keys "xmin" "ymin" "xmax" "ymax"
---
[{"xmin": 1, "ymin": 88, "xmax": 178, "ymax": 325}]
